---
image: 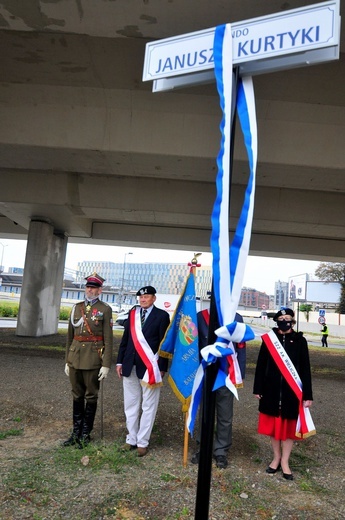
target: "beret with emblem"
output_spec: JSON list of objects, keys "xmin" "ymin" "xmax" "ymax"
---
[
  {"xmin": 273, "ymin": 307, "xmax": 295, "ymax": 322},
  {"xmin": 136, "ymin": 285, "xmax": 156, "ymax": 296},
  {"xmin": 85, "ymin": 272, "xmax": 105, "ymax": 287}
]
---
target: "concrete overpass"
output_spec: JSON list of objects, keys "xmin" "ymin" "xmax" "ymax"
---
[{"xmin": 0, "ymin": 1, "xmax": 344, "ymax": 334}]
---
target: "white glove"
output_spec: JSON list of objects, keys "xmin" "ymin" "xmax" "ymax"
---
[
  {"xmin": 98, "ymin": 366, "xmax": 110, "ymax": 381},
  {"xmin": 64, "ymin": 363, "xmax": 70, "ymax": 377}
]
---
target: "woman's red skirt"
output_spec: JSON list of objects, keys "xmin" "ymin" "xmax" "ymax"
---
[{"xmin": 258, "ymin": 412, "xmax": 302, "ymax": 441}]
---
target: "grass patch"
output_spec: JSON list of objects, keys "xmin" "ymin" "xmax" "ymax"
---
[
  {"xmin": 0, "ymin": 428, "xmax": 23, "ymax": 439},
  {"xmin": 312, "ymin": 366, "xmax": 344, "ymax": 377},
  {"xmin": 160, "ymin": 473, "xmax": 179, "ymax": 482},
  {"xmin": 3, "ymin": 441, "xmax": 141, "ymax": 514},
  {"xmin": 54, "ymin": 441, "xmax": 140, "ymax": 472}
]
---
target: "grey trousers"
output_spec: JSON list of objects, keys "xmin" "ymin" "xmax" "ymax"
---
[
  {"xmin": 196, "ymin": 385, "xmax": 234, "ymax": 457},
  {"xmin": 213, "ymin": 386, "xmax": 234, "ymax": 456}
]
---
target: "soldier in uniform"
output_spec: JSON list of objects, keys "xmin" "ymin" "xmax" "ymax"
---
[{"xmin": 63, "ymin": 272, "xmax": 113, "ymax": 448}]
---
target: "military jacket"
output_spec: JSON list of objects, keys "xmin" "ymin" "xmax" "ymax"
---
[{"xmin": 66, "ymin": 300, "xmax": 113, "ymax": 370}]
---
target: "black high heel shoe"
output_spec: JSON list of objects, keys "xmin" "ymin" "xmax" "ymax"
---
[
  {"xmin": 282, "ymin": 472, "xmax": 294, "ymax": 481},
  {"xmin": 266, "ymin": 463, "xmax": 281, "ymax": 474}
]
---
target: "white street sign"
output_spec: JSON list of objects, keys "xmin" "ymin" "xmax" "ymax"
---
[{"xmin": 143, "ymin": 0, "xmax": 340, "ymax": 89}]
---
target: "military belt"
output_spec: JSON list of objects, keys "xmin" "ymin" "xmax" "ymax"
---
[{"xmin": 74, "ymin": 335, "xmax": 103, "ymax": 342}]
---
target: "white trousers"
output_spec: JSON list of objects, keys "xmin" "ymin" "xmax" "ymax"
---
[{"xmin": 123, "ymin": 367, "xmax": 161, "ymax": 448}]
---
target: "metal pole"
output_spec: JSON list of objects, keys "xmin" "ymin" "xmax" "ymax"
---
[
  {"xmin": 0, "ymin": 242, "xmax": 8, "ymax": 273},
  {"xmin": 119, "ymin": 252, "xmax": 132, "ymax": 307},
  {"xmin": 194, "ymin": 67, "xmax": 239, "ymax": 520},
  {"xmin": 194, "ymin": 289, "xmax": 218, "ymax": 518},
  {"xmin": 100, "ymin": 379, "xmax": 104, "ymax": 440}
]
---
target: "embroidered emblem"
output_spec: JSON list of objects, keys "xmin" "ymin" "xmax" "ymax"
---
[{"xmin": 179, "ymin": 314, "xmax": 198, "ymax": 346}]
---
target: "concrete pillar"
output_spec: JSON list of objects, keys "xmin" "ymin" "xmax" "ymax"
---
[{"xmin": 16, "ymin": 219, "xmax": 67, "ymax": 337}]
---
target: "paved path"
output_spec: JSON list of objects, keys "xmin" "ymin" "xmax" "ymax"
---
[
  {"xmin": 0, "ymin": 318, "xmax": 124, "ymax": 331},
  {"xmin": 1, "ymin": 318, "xmax": 344, "ymax": 349},
  {"xmin": 250, "ymin": 323, "xmax": 345, "ymax": 350}
]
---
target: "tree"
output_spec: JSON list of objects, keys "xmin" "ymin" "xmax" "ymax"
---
[
  {"xmin": 315, "ymin": 262, "xmax": 345, "ymax": 314},
  {"xmin": 299, "ymin": 303, "xmax": 313, "ymax": 322}
]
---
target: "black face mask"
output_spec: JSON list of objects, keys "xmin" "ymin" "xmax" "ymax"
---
[{"xmin": 277, "ymin": 321, "xmax": 292, "ymax": 332}]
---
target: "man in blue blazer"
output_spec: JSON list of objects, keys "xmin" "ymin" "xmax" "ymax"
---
[{"xmin": 116, "ymin": 285, "xmax": 170, "ymax": 456}]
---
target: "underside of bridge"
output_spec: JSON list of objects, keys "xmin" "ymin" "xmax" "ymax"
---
[{"xmin": 1, "ymin": 0, "xmax": 345, "ymax": 261}]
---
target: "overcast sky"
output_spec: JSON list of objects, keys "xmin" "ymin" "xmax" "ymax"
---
[{"xmin": 0, "ymin": 238, "xmax": 321, "ymax": 295}]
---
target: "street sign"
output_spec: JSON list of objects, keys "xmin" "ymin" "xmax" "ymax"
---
[
  {"xmin": 142, "ymin": 3, "xmax": 341, "ymax": 517},
  {"xmin": 319, "ymin": 309, "xmax": 326, "ymax": 317},
  {"xmin": 143, "ymin": 0, "xmax": 340, "ymax": 91},
  {"xmin": 318, "ymin": 316, "xmax": 326, "ymax": 324}
]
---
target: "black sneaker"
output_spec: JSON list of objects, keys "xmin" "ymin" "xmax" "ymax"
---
[
  {"xmin": 191, "ymin": 452, "xmax": 200, "ymax": 464},
  {"xmin": 215, "ymin": 455, "xmax": 228, "ymax": 469}
]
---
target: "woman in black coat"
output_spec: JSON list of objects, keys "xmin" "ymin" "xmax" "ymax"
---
[{"xmin": 253, "ymin": 308, "xmax": 313, "ymax": 480}]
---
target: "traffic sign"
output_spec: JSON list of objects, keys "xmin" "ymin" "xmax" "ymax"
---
[{"xmin": 318, "ymin": 316, "xmax": 326, "ymax": 324}]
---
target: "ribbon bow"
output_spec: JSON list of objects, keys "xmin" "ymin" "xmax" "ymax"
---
[{"xmin": 187, "ymin": 321, "xmax": 254, "ymax": 434}]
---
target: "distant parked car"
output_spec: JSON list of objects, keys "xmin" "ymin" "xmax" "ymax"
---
[
  {"xmin": 110, "ymin": 303, "xmax": 120, "ymax": 313},
  {"xmin": 115, "ymin": 311, "xmax": 129, "ymax": 327}
]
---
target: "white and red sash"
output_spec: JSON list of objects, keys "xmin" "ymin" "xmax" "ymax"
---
[
  {"xmin": 262, "ymin": 330, "xmax": 316, "ymax": 438},
  {"xmin": 130, "ymin": 307, "xmax": 162, "ymax": 388}
]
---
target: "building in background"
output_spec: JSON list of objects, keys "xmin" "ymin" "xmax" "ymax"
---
[
  {"xmin": 1, "ymin": 263, "xmax": 275, "ymax": 312},
  {"xmin": 275, "ymin": 280, "xmax": 288, "ymax": 308},
  {"xmin": 77, "ymin": 260, "xmax": 212, "ymax": 300},
  {"xmin": 239, "ymin": 287, "xmax": 270, "ymax": 311}
]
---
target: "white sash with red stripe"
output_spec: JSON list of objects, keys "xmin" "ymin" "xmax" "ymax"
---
[
  {"xmin": 262, "ymin": 330, "xmax": 316, "ymax": 438},
  {"xmin": 130, "ymin": 307, "xmax": 162, "ymax": 388}
]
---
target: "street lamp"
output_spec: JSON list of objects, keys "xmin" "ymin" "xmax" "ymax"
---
[
  {"xmin": 119, "ymin": 252, "xmax": 133, "ymax": 307},
  {"xmin": 0, "ymin": 242, "xmax": 8, "ymax": 274}
]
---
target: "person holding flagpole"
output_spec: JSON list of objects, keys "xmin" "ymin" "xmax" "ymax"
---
[
  {"xmin": 116, "ymin": 285, "xmax": 170, "ymax": 457},
  {"xmin": 191, "ymin": 308, "xmax": 246, "ymax": 469},
  {"xmin": 253, "ymin": 308, "xmax": 314, "ymax": 480}
]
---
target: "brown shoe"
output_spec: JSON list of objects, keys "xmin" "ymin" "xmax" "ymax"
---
[
  {"xmin": 137, "ymin": 447, "xmax": 148, "ymax": 457},
  {"xmin": 122, "ymin": 443, "xmax": 137, "ymax": 451}
]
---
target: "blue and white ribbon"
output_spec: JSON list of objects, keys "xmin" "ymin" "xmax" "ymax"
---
[{"xmin": 187, "ymin": 23, "xmax": 258, "ymax": 434}]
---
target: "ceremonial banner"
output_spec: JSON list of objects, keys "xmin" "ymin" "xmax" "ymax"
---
[
  {"xmin": 159, "ymin": 268, "xmax": 200, "ymax": 412},
  {"xmin": 188, "ymin": 23, "xmax": 257, "ymax": 434}
]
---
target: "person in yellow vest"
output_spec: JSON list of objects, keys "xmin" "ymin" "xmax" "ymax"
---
[
  {"xmin": 63, "ymin": 272, "xmax": 113, "ymax": 448},
  {"xmin": 321, "ymin": 323, "xmax": 329, "ymax": 347}
]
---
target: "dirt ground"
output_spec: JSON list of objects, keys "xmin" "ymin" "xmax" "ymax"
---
[{"xmin": 0, "ymin": 328, "xmax": 344, "ymax": 520}]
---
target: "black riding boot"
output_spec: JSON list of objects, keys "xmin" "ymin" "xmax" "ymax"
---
[
  {"xmin": 63, "ymin": 399, "xmax": 85, "ymax": 447},
  {"xmin": 79, "ymin": 401, "xmax": 97, "ymax": 448}
]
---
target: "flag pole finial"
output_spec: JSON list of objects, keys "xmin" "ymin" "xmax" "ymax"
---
[{"xmin": 188, "ymin": 253, "xmax": 202, "ymax": 271}]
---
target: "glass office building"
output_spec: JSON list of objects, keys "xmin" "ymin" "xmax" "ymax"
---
[{"xmin": 77, "ymin": 260, "xmax": 212, "ymax": 299}]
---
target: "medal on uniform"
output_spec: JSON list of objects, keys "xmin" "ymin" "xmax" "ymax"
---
[{"xmin": 86, "ymin": 303, "xmax": 91, "ymax": 312}]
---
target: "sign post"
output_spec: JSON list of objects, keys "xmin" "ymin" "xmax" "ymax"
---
[
  {"xmin": 142, "ymin": 2, "xmax": 341, "ymax": 519},
  {"xmin": 319, "ymin": 309, "xmax": 326, "ymax": 325}
]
